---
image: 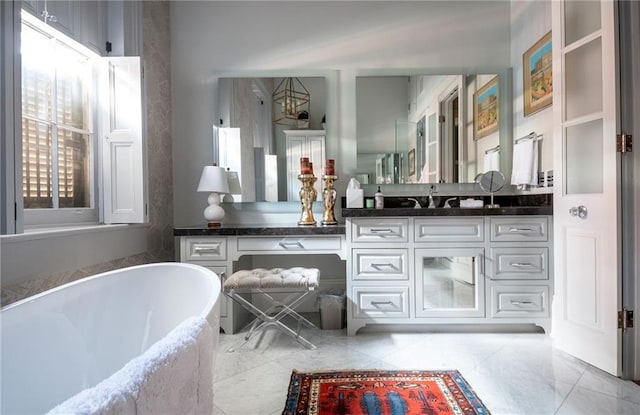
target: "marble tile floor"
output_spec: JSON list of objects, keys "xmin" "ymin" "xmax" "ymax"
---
[{"xmin": 212, "ymin": 318, "xmax": 640, "ymax": 415}]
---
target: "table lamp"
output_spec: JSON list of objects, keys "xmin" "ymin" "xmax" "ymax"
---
[{"xmin": 197, "ymin": 164, "xmax": 230, "ymax": 227}]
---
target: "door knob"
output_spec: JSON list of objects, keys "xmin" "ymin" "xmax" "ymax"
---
[{"xmin": 569, "ymin": 205, "xmax": 588, "ymax": 218}]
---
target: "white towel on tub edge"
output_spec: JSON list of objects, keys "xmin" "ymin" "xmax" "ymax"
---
[{"xmin": 48, "ymin": 317, "xmax": 214, "ymax": 415}]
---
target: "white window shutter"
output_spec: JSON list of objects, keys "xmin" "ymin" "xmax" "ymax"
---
[{"xmin": 99, "ymin": 56, "xmax": 146, "ymax": 223}]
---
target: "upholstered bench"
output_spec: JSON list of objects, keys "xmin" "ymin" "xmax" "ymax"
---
[{"xmin": 223, "ymin": 267, "xmax": 320, "ymax": 351}]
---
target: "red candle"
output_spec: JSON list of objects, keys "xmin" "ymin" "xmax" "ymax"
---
[
  {"xmin": 325, "ymin": 159, "xmax": 335, "ymax": 175},
  {"xmin": 300, "ymin": 157, "xmax": 311, "ymax": 174}
]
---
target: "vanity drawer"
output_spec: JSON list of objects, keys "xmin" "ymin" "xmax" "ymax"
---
[
  {"xmin": 414, "ymin": 217, "xmax": 484, "ymax": 243},
  {"xmin": 350, "ymin": 218, "xmax": 409, "ymax": 243},
  {"xmin": 490, "ymin": 217, "xmax": 549, "ymax": 242},
  {"xmin": 352, "ymin": 249, "xmax": 408, "ymax": 281},
  {"xmin": 489, "ymin": 247, "xmax": 549, "ymax": 280},
  {"xmin": 352, "ymin": 286, "xmax": 409, "ymax": 318},
  {"xmin": 490, "ymin": 285, "xmax": 549, "ymax": 318},
  {"xmin": 183, "ymin": 237, "xmax": 227, "ymax": 261},
  {"xmin": 236, "ymin": 236, "xmax": 342, "ymax": 252}
]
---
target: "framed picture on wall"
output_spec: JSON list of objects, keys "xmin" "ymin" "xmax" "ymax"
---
[
  {"xmin": 474, "ymin": 76, "xmax": 499, "ymax": 140},
  {"xmin": 523, "ymin": 31, "xmax": 552, "ymax": 116},
  {"xmin": 408, "ymin": 149, "xmax": 416, "ymax": 176}
]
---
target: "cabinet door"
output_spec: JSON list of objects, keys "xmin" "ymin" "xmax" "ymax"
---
[
  {"xmin": 415, "ymin": 247, "xmax": 485, "ymax": 317},
  {"xmin": 21, "ymin": 0, "xmax": 39, "ymax": 16},
  {"xmin": 81, "ymin": 1, "xmax": 108, "ymax": 55},
  {"xmin": 45, "ymin": 0, "xmax": 77, "ymax": 39},
  {"xmin": 22, "ymin": 1, "xmax": 104, "ymax": 56}
]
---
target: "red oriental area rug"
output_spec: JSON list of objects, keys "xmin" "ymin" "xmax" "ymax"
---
[{"xmin": 283, "ymin": 369, "xmax": 490, "ymax": 415}]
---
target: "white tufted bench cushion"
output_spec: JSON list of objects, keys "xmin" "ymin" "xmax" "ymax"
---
[{"xmin": 223, "ymin": 267, "xmax": 320, "ymax": 290}]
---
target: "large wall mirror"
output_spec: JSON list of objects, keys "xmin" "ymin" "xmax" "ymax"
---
[
  {"xmin": 356, "ymin": 74, "xmax": 507, "ymax": 185},
  {"xmin": 218, "ymin": 72, "xmax": 511, "ymax": 202},
  {"xmin": 217, "ymin": 77, "xmax": 326, "ymax": 202}
]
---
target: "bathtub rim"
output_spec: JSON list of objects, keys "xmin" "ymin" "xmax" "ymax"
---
[{"xmin": 1, "ymin": 262, "xmax": 221, "ymax": 324}]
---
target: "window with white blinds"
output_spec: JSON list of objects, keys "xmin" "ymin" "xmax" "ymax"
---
[{"xmin": 21, "ymin": 18, "xmax": 94, "ymax": 213}]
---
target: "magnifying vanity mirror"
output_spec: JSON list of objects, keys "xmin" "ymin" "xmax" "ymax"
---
[
  {"xmin": 356, "ymin": 73, "xmax": 506, "ymax": 186},
  {"xmin": 478, "ymin": 170, "xmax": 505, "ymax": 208}
]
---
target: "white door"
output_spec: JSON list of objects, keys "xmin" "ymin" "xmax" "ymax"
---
[
  {"xmin": 551, "ymin": 0, "xmax": 621, "ymax": 375},
  {"xmin": 438, "ymin": 76, "xmax": 464, "ymax": 183},
  {"xmin": 424, "ymin": 102, "xmax": 440, "ymax": 183}
]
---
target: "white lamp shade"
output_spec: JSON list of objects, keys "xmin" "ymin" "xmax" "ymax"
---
[
  {"xmin": 197, "ymin": 165, "xmax": 230, "ymax": 193},
  {"xmin": 226, "ymin": 171, "xmax": 242, "ymax": 194}
]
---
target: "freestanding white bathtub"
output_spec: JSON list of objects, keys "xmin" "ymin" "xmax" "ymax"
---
[{"xmin": 1, "ymin": 262, "xmax": 221, "ymax": 414}]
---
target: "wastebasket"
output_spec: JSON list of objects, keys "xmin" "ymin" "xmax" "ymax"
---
[{"xmin": 317, "ymin": 290, "xmax": 346, "ymax": 330}]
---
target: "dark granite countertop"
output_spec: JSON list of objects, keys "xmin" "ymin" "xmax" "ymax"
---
[
  {"xmin": 174, "ymin": 223, "xmax": 346, "ymax": 236},
  {"xmin": 341, "ymin": 193, "xmax": 552, "ymax": 217},
  {"xmin": 341, "ymin": 206, "xmax": 552, "ymax": 217}
]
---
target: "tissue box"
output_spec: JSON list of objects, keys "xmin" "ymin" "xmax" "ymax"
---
[
  {"xmin": 460, "ymin": 198, "xmax": 484, "ymax": 208},
  {"xmin": 346, "ymin": 188, "xmax": 364, "ymax": 208}
]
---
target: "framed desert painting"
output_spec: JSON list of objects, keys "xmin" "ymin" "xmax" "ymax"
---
[
  {"xmin": 523, "ymin": 31, "xmax": 552, "ymax": 116},
  {"xmin": 474, "ymin": 76, "xmax": 499, "ymax": 140}
]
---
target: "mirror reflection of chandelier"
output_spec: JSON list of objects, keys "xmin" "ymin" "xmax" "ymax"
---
[{"xmin": 272, "ymin": 77, "xmax": 310, "ymax": 126}]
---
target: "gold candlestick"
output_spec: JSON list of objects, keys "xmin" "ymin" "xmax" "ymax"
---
[
  {"xmin": 298, "ymin": 174, "xmax": 317, "ymax": 225},
  {"xmin": 321, "ymin": 175, "xmax": 338, "ymax": 225}
]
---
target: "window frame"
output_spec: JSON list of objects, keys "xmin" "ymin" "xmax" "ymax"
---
[{"xmin": 21, "ymin": 12, "xmax": 100, "ymax": 228}]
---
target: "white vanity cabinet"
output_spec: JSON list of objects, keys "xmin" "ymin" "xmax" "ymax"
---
[
  {"xmin": 486, "ymin": 216, "xmax": 552, "ymax": 325},
  {"xmin": 179, "ymin": 237, "xmax": 236, "ymax": 333},
  {"xmin": 413, "ymin": 217, "xmax": 486, "ymax": 319},
  {"xmin": 178, "ymin": 231, "xmax": 347, "ymax": 335},
  {"xmin": 346, "ymin": 215, "xmax": 553, "ymax": 335},
  {"xmin": 347, "ymin": 218, "xmax": 412, "ymax": 335}
]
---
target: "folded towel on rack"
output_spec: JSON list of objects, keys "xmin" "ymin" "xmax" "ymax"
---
[
  {"xmin": 511, "ymin": 136, "xmax": 538, "ymax": 186},
  {"xmin": 483, "ymin": 150, "xmax": 500, "ymax": 172}
]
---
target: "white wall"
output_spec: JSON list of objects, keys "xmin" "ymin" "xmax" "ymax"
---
[
  {"xmin": 1, "ymin": 225, "xmax": 147, "ymax": 286},
  {"xmin": 170, "ymin": 1, "xmax": 512, "ymax": 226},
  {"xmin": 356, "ymin": 76, "xmax": 408, "ymax": 155},
  {"xmin": 511, "ymin": 0, "xmax": 553, "ymax": 180}
]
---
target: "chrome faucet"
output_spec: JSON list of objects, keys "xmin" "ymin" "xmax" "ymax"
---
[
  {"xmin": 407, "ymin": 198, "xmax": 421, "ymax": 209},
  {"xmin": 444, "ymin": 197, "xmax": 457, "ymax": 208},
  {"xmin": 428, "ymin": 185, "xmax": 437, "ymax": 208}
]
